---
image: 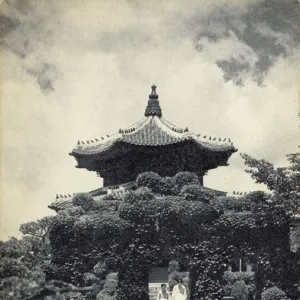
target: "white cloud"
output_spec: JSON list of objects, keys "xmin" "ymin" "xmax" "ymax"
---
[{"xmin": 0, "ymin": 0, "xmax": 299, "ymax": 239}]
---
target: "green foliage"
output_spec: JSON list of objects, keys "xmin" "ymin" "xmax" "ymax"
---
[
  {"xmin": 124, "ymin": 187, "xmax": 154, "ymax": 203},
  {"xmin": 230, "ymin": 280, "xmax": 249, "ymax": 300},
  {"xmin": 3, "ymin": 279, "xmax": 95, "ymax": 300},
  {"xmin": 20, "ymin": 216, "xmax": 54, "ymax": 241},
  {"xmin": 245, "ymin": 191, "xmax": 270, "ymax": 204},
  {"xmin": 174, "ymin": 172, "xmax": 200, "ymax": 190},
  {"xmin": 65, "ymin": 292, "xmax": 86, "ymax": 300},
  {"xmin": 136, "ymin": 171, "xmax": 201, "ymax": 196},
  {"xmin": 119, "ymin": 197, "xmax": 219, "ymax": 227},
  {"xmin": 72, "ymin": 193, "xmax": 98, "ymax": 211},
  {"xmin": 103, "ymin": 193, "xmax": 121, "ymax": 201},
  {"xmin": 223, "ymin": 271, "xmax": 254, "ymax": 286},
  {"xmin": 72, "ymin": 212, "xmax": 131, "ymax": 242},
  {"xmin": 212, "ymin": 196, "xmax": 253, "ymax": 212},
  {"xmin": 0, "ymin": 235, "xmax": 51, "ymax": 273},
  {"xmin": 157, "ymin": 176, "xmax": 178, "ymax": 195},
  {"xmin": 94, "ymin": 261, "xmax": 108, "ymax": 279},
  {"xmin": 168, "ymin": 260, "xmax": 180, "ymax": 273},
  {"xmin": 180, "ymin": 184, "xmax": 213, "ymax": 203},
  {"xmin": 136, "ymin": 172, "xmax": 161, "ymax": 190},
  {"xmin": 290, "ymin": 222, "xmax": 300, "ymax": 252},
  {"xmin": 0, "ymin": 277, "xmax": 41, "ymax": 300},
  {"xmin": 0, "ymin": 237, "xmax": 29, "ymax": 259},
  {"xmin": 261, "ymin": 286, "xmax": 288, "ymax": 300},
  {"xmin": 0, "ymin": 257, "xmax": 31, "ymax": 279},
  {"xmin": 116, "ymin": 267, "xmax": 149, "ymax": 300},
  {"xmin": 241, "ymin": 151, "xmax": 300, "ymax": 213},
  {"xmin": 59, "ymin": 206, "xmax": 86, "ymax": 217},
  {"xmin": 46, "ymin": 169, "xmax": 296, "ymax": 300},
  {"xmin": 189, "ymin": 242, "xmax": 230, "ymax": 299},
  {"xmin": 0, "ymin": 216, "xmax": 79, "ymax": 300}
]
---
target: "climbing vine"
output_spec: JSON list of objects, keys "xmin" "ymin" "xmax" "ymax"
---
[{"xmin": 48, "ymin": 172, "xmax": 295, "ymax": 300}]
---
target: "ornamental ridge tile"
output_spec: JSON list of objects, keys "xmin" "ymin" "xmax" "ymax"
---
[
  {"xmin": 70, "ymin": 115, "xmax": 236, "ymax": 156},
  {"xmin": 70, "ymin": 86, "xmax": 236, "ymax": 157}
]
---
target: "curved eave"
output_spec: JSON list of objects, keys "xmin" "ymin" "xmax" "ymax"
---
[
  {"xmin": 70, "ymin": 116, "xmax": 237, "ymax": 161},
  {"xmin": 70, "ymin": 136, "xmax": 122, "ymax": 157},
  {"xmin": 70, "ymin": 139, "xmax": 236, "ymax": 158},
  {"xmin": 70, "ymin": 140, "xmax": 237, "ymax": 171}
]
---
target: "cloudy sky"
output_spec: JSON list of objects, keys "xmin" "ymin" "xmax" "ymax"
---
[{"xmin": 0, "ymin": 0, "xmax": 299, "ymax": 240}]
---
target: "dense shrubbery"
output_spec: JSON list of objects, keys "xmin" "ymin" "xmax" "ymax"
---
[
  {"xmin": 73, "ymin": 193, "xmax": 98, "ymax": 211},
  {"xmin": 136, "ymin": 171, "xmax": 200, "ymax": 196},
  {"xmin": 212, "ymin": 196, "xmax": 254, "ymax": 212},
  {"xmin": 180, "ymin": 184, "xmax": 213, "ymax": 203},
  {"xmin": 0, "ymin": 217, "xmax": 98, "ymax": 300},
  {"xmin": 124, "ymin": 187, "xmax": 155, "ymax": 203},
  {"xmin": 136, "ymin": 172, "xmax": 161, "ymax": 190},
  {"xmin": 157, "ymin": 176, "xmax": 178, "ymax": 195},
  {"xmin": 119, "ymin": 197, "xmax": 220, "ymax": 227},
  {"xmin": 2, "ymin": 153, "xmax": 299, "ymax": 300},
  {"xmin": 45, "ymin": 171, "xmax": 298, "ymax": 300},
  {"xmin": 173, "ymin": 172, "xmax": 200, "ymax": 190},
  {"xmin": 261, "ymin": 286, "xmax": 288, "ymax": 300},
  {"xmin": 224, "ymin": 271, "xmax": 255, "ymax": 299}
]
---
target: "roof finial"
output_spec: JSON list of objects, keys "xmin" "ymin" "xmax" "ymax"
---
[
  {"xmin": 149, "ymin": 84, "xmax": 158, "ymax": 100},
  {"xmin": 151, "ymin": 85, "xmax": 156, "ymax": 94},
  {"xmin": 145, "ymin": 84, "xmax": 162, "ymax": 117}
]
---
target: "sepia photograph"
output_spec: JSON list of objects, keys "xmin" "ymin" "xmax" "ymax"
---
[{"xmin": 0, "ymin": 0, "xmax": 299, "ymax": 299}]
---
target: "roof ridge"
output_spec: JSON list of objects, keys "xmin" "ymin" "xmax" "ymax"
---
[
  {"xmin": 153, "ymin": 116, "xmax": 185, "ymax": 138},
  {"xmin": 123, "ymin": 117, "xmax": 151, "ymax": 135}
]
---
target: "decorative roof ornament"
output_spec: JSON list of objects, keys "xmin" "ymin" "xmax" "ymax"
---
[{"xmin": 144, "ymin": 85, "xmax": 162, "ymax": 118}]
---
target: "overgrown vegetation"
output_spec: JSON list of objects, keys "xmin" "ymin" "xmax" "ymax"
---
[{"xmin": 1, "ymin": 151, "xmax": 299, "ymax": 300}]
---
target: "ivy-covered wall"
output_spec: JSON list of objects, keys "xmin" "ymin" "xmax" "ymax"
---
[{"xmin": 47, "ymin": 172, "xmax": 298, "ymax": 300}]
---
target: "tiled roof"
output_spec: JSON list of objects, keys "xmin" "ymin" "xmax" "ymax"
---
[
  {"xmin": 70, "ymin": 116, "xmax": 236, "ymax": 157},
  {"xmin": 70, "ymin": 138, "xmax": 121, "ymax": 156},
  {"xmin": 122, "ymin": 117, "xmax": 184, "ymax": 146},
  {"xmin": 69, "ymin": 85, "xmax": 237, "ymax": 159}
]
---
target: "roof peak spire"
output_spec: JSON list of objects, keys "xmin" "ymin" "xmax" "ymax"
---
[
  {"xmin": 150, "ymin": 85, "xmax": 158, "ymax": 99},
  {"xmin": 145, "ymin": 84, "xmax": 162, "ymax": 117}
]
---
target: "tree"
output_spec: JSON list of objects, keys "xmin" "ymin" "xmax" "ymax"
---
[
  {"xmin": 241, "ymin": 150, "xmax": 300, "ymax": 214},
  {"xmin": 20, "ymin": 216, "xmax": 55, "ymax": 242},
  {"xmin": 0, "ymin": 217, "xmax": 58, "ymax": 300},
  {"xmin": 241, "ymin": 150, "xmax": 300, "ymax": 299}
]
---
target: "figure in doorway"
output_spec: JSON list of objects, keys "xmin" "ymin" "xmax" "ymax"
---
[
  {"xmin": 172, "ymin": 279, "xmax": 187, "ymax": 300},
  {"xmin": 157, "ymin": 283, "xmax": 170, "ymax": 300}
]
